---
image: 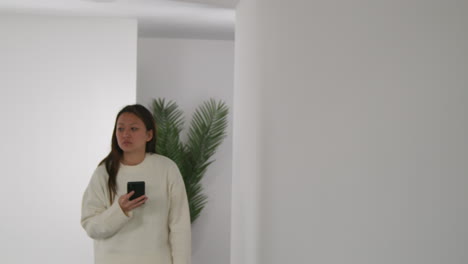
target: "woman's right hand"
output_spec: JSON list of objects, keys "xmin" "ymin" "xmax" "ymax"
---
[{"xmin": 118, "ymin": 191, "xmax": 148, "ymax": 216}]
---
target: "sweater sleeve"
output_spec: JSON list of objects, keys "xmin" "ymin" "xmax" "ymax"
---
[
  {"xmin": 81, "ymin": 167, "xmax": 131, "ymax": 240},
  {"xmin": 168, "ymin": 163, "xmax": 192, "ymax": 264}
]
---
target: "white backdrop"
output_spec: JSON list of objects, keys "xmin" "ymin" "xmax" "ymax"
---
[
  {"xmin": 233, "ymin": 0, "xmax": 468, "ymax": 263},
  {"xmin": 0, "ymin": 14, "xmax": 137, "ymax": 263},
  {"xmin": 137, "ymin": 37, "xmax": 234, "ymax": 264}
]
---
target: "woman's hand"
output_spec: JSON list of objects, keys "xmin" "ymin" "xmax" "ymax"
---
[{"xmin": 118, "ymin": 191, "xmax": 148, "ymax": 216}]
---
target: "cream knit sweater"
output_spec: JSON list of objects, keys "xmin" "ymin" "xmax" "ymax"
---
[{"xmin": 81, "ymin": 153, "xmax": 191, "ymax": 264}]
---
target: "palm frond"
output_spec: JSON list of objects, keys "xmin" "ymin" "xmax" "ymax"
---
[
  {"xmin": 189, "ymin": 191, "xmax": 207, "ymax": 222},
  {"xmin": 186, "ymin": 99, "xmax": 228, "ymax": 167},
  {"xmin": 151, "ymin": 98, "xmax": 185, "ymax": 167},
  {"xmin": 150, "ymin": 98, "xmax": 228, "ymax": 223},
  {"xmin": 183, "ymin": 99, "xmax": 228, "ymax": 222}
]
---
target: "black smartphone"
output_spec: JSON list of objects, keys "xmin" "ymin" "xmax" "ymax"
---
[{"xmin": 127, "ymin": 181, "xmax": 145, "ymax": 201}]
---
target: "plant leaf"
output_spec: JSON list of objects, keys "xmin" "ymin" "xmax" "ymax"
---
[
  {"xmin": 151, "ymin": 98, "xmax": 228, "ymax": 223},
  {"xmin": 183, "ymin": 99, "xmax": 228, "ymax": 222},
  {"xmin": 151, "ymin": 98, "xmax": 185, "ymax": 168}
]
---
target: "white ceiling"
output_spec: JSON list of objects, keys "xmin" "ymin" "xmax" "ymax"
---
[{"xmin": 0, "ymin": 0, "xmax": 237, "ymax": 40}]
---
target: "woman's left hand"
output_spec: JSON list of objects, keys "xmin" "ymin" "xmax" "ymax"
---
[{"xmin": 118, "ymin": 191, "xmax": 148, "ymax": 216}]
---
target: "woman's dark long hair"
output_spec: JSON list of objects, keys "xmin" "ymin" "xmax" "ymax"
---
[{"xmin": 99, "ymin": 104, "xmax": 157, "ymax": 204}]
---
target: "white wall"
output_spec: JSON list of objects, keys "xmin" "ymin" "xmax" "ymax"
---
[
  {"xmin": 230, "ymin": 2, "xmax": 262, "ymax": 263},
  {"xmin": 137, "ymin": 37, "xmax": 234, "ymax": 264},
  {"xmin": 0, "ymin": 14, "xmax": 137, "ymax": 263},
  {"xmin": 233, "ymin": 1, "xmax": 468, "ymax": 264}
]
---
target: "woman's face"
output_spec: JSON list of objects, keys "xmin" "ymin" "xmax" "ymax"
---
[{"xmin": 116, "ymin": 112, "xmax": 153, "ymax": 155}]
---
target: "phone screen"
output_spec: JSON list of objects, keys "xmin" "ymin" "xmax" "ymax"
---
[{"xmin": 127, "ymin": 181, "xmax": 145, "ymax": 200}]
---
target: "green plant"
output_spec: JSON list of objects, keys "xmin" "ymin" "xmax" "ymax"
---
[{"xmin": 151, "ymin": 98, "xmax": 229, "ymax": 223}]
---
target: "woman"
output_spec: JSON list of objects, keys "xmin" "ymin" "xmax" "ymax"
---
[{"xmin": 81, "ymin": 104, "xmax": 191, "ymax": 264}]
